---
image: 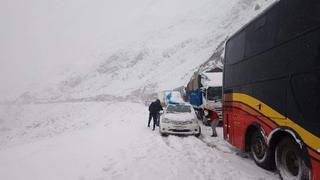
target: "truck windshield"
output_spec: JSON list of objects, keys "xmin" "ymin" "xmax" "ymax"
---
[{"xmin": 207, "ymin": 87, "xmax": 222, "ymax": 101}]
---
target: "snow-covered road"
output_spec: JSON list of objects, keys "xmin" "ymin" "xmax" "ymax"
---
[{"xmin": 0, "ymin": 102, "xmax": 280, "ymax": 180}]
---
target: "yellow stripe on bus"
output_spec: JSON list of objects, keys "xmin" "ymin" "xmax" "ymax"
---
[{"xmin": 229, "ymin": 93, "xmax": 320, "ymax": 153}]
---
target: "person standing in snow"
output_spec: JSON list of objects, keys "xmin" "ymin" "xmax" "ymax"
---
[
  {"xmin": 208, "ymin": 110, "xmax": 219, "ymax": 137},
  {"xmin": 148, "ymin": 99, "xmax": 163, "ymax": 130}
]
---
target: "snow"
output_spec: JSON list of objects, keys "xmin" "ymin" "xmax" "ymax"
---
[
  {"xmin": 0, "ymin": 0, "xmax": 281, "ymax": 179},
  {"xmin": 166, "ymin": 91, "xmax": 185, "ymax": 104},
  {"xmin": 0, "ymin": 102, "xmax": 279, "ymax": 180},
  {"xmin": 202, "ymin": 72, "xmax": 223, "ymax": 87}
]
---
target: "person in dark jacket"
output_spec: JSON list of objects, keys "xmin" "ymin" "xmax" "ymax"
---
[{"xmin": 148, "ymin": 99, "xmax": 163, "ymax": 130}]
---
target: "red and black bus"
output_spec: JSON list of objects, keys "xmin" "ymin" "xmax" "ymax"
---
[{"xmin": 223, "ymin": 0, "xmax": 320, "ymax": 179}]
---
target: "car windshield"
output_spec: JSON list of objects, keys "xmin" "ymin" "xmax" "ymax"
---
[{"xmin": 166, "ymin": 104, "xmax": 191, "ymax": 113}]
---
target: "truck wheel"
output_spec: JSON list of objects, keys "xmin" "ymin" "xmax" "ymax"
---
[
  {"xmin": 275, "ymin": 137, "xmax": 310, "ymax": 180},
  {"xmin": 250, "ymin": 130, "xmax": 273, "ymax": 170}
]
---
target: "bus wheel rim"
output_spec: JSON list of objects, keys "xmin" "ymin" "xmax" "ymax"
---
[
  {"xmin": 252, "ymin": 135, "xmax": 266, "ymax": 159},
  {"xmin": 282, "ymin": 149, "xmax": 299, "ymax": 176}
]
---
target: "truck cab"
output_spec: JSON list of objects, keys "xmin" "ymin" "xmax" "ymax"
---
[
  {"xmin": 186, "ymin": 68, "xmax": 223, "ymax": 125},
  {"xmin": 200, "ymin": 72, "xmax": 223, "ymax": 124}
]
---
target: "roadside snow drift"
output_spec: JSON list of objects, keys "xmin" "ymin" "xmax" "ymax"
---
[{"xmin": 0, "ymin": 102, "xmax": 279, "ymax": 180}]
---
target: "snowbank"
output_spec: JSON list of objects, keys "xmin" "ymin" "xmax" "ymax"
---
[{"xmin": 0, "ymin": 102, "xmax": 279, "ymax": 180}]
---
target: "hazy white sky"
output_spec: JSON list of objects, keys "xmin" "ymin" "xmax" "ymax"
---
[
  {"xmin": 0, "ymin": 0, "xmax": 203, "ymax": 101},
  {"xmin": 0, "ymin": 0, "xmax": 142, "ymax": 101}
]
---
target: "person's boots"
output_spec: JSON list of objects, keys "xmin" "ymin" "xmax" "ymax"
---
[{"xmin": 211, "ymin": 134, "xmax": 217, "ymax": 137}]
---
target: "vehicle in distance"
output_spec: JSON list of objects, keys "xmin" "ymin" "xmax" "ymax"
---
[
  {"xmin": 159, "ymin": 103, "xmax": 201, "ymax": 137},
  {"xmin": 158, "ymin": 90, "xmax": 184, "ymax": 107}
]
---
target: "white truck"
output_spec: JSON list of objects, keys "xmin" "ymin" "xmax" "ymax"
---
[
  {"xmin": 200, "ymin": 71, "xmax": 223, "ymax": 125},
  {"xmin": 186, "ymin": 68, "xmax": 223, "ymax": 125}
]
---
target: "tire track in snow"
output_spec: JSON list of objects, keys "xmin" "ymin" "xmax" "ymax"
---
[
  {"xmin": 197, "ymin": 135, "xmax": 235, "ymax": 154},
  {"xmin": 154, "ymin": 131, "xmax": 278, "ymax": 180}
]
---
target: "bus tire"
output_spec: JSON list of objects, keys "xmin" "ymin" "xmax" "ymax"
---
[
  {"xmin": 275, "ymin": 137, "xmax": 311, "ymax": 180},
  {"xmin": 250, "ymin": 130, "xmax": 272, "ymax": 169}
]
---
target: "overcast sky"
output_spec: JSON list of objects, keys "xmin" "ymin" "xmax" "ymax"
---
[
  {"xmin": 0, "ymin": 0, "xmax": 141, "ymax": 101},
  {"xmin": 0, "ymin": 0, "xmax": 201, "ymax": 101}
]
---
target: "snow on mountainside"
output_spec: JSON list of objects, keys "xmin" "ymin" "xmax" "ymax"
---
[{"xmin": 13, "ymin": 0, "xmax": 276, "ymax": 103}]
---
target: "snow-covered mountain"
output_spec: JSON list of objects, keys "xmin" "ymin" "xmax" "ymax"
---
[{"xmin": 8, "ymin": 0, "xmax": 276, "ymax": 104}]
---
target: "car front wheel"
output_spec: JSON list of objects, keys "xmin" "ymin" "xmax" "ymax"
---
[{"xmin": 195, "ymin": 127, "xmax": 201, "ymax": 137}]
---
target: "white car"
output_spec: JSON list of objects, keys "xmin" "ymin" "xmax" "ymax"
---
[{"xmin": 159, "ymin": 103, "xmax": 201, "ymax": 137}]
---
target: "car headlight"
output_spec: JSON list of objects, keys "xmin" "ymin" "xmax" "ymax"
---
[{"xmin": 162, "ymin": 118, "xmax": 171, "ymax": 123}]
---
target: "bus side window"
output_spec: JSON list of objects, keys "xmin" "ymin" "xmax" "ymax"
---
[{"xmin": 291, "ymin": 70, "xmax": 320, "ymax": 123}]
